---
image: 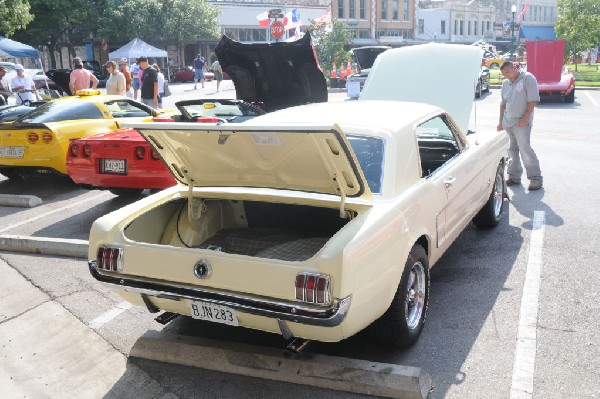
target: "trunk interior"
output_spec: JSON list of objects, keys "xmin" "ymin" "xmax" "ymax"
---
[{"xmin": 124, "ymin": 198, "xmax": 353, "ymax": 262}]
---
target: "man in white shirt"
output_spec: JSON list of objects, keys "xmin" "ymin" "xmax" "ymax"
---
[{"xmin": 10, "ymin": 64, "xmax": 38, "ymax": 105}]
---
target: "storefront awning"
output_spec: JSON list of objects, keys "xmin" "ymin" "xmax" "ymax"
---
[{"xmin": 519, "ymin": 26, "xmax": 556, "ymax": 40}]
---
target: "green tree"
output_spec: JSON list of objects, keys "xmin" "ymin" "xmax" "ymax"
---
[
  {"xmin": 308, "ymin": 19, "xmax": 352, "ymax": 78},
  {"xmin": 555, "ymin": 0, "xmax": 600, "ymax": 70},
  {"xmin": 0, "ymin": 0, "xmax": 34, "ymax": 36},
  {"xmin": 14, "ymin": 0, "xmax": 104, "ymax": 68}
]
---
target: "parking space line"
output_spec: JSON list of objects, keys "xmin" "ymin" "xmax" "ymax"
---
[
  {"xmin": 88, "ymin": 301, "xmax": 132, "ymax": 329},
  {"xmin": 0, "ymin": 192, "xmax": 108, "ymax": 234},
  {"xmin": 510, "ymin": 211, "xmax": 546, "ymax": 399},
  {"xmin": 584, "ymin": 91, "xmax": 599, "ymax": 107}
]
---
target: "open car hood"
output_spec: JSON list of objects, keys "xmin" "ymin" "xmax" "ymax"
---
[
  {"xmin": 214, "ymin": 32, "xmax": 328, "ymax": 112},
  {"xmin": 360, "ymin": 43, "xmax": 483, "ymax": 134},
  {"xmin": 351, "ymin": 46, "xmax": 391, "ymax": 73},
  {"xmin": 134, "ymin": 123, "xmax": 371, "ymax": 201},
  {"xmin": 46, "ymin": 69, "xmax": 72, "ymax": 95}
]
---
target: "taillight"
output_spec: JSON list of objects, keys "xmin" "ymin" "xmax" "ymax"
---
[
  {"xmin": 42, "ymin": 132, "xmax": 53, "ymax": 144},
  {"xmin": 150, "ymin": 149, "xmax": 160, "ymax": 160},
  {"xmin": 134, "ymin": 146, "xmax": 146, "ymax": 160},
  {"xmin": 295, "ymin": 272, "xmax": 330, "ymax": 305},
  {"xmin": 83, "ymin": 144, "xmax": 91, "ymax": 157},
  {"xmin": 196, "ymin": 116, "xmax": 220, "ymax": 123},
  {"xmin": 28, "ymin": 132, "xmax": 39, "ymax": 143},
  {"xmin": 96, "ymin": 246, "xmax": 123, "ymax": 272},
  {"xmin": 70, "ymin": 144, "xmax": 79, "ymax": 157}
]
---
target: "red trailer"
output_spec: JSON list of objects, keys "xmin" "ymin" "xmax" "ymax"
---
[{"xmin": 526, "ymin": 39, "xmax": 576, "ymax": 103}]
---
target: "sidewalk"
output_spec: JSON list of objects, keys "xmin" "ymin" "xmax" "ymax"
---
[{"xmin": 0, "ymin": 258, "xmax": 174, "ymax": 398}]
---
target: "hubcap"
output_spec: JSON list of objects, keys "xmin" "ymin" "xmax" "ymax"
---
[
  {"xmin": 493, "ymin": 171, "xmax": 504, "ymax": 217},
  {"xmin": 405, "ymin": 261, "xmax": 426, "ymax": 330}
]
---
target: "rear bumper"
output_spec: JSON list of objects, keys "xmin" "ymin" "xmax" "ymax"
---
[{"xmin": 88, "ymin": 261, "xmax": 351, "ymax": 327}]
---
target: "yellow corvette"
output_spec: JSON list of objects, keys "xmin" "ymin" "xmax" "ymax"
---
[{"xmin": 0, "ymin": 90, "xmax": 173, "ymax": 178}]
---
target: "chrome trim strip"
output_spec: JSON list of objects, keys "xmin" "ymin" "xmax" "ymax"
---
[{"xmin": 88, "ymin": 261, "xmax": 351, "ymax": 327}]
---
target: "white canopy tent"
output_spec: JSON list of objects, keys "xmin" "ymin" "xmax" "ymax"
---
[{"xmin": 109, "ymin": 38, "xmax": 170, "ymax": 79}]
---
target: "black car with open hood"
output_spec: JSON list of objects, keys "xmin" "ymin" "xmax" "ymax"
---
[{"xmin": 215, "ymin": 32, "xmax": 327, "ymax": 112}]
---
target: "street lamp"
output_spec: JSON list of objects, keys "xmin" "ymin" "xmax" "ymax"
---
[{"xmin": 510, "ymin": 4, "xmax": 517, "ymax": 60}]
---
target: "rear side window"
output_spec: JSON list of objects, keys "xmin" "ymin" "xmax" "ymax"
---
[
  {"xmin": 105, "ymin": 101, "xmax": 152, "ymax": 118},
  {"xmin": 347, "ymin": 135, "xmax": 385, "ymax": 194},
  {"xmin": 15, "ymin": 100, "xmax": 104, "ymax": 123}
]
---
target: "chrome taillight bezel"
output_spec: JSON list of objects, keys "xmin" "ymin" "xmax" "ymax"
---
[{"xmin": 96, "ymin": 246, "xmax": 124, "ymax": 272}]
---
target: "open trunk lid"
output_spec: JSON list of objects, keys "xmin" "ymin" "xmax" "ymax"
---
[{"xmin": 135, "ymin": 123, "xmax": 371, "ymax": 202}]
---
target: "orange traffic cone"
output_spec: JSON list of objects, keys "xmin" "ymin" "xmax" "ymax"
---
[
  {"xmin": 331, "ymin": 62, "xmax": 337, "ymax": 78},
  {"xmin": 346, "ymin": 60, "xmax": 352, "ymax": 76}
]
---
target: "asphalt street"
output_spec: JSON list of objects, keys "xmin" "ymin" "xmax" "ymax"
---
[{"xmin": 1, "ymin": 84, "xmax": 600, "ymax": 398}]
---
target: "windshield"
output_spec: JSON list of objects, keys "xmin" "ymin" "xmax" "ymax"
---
[
  {"xmin": 179, "ymin": 100, "xmax": 265, "ymax": 123},
  {"xmin": 14, "ymin": 99, "xmax": 104, "ymax": 123},
  {"xmin": 347, "ymin": 135, "xmax": 384, "ymax": 194}
]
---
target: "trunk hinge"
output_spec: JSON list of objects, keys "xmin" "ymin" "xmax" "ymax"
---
[
  {"xmin": 185, "ymin": 175, "xmax": 207, "ymax": 226},
  {"xmin": 332, "ymin": 174, "xmax": 349, "ymax": 219}
]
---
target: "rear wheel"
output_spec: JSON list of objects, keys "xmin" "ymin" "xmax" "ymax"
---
[
  {"xmin": 108, "ymin": 188, "xmax": 144, "ymax": 197},
  {"xmin": 370, "ymin": 244, "xmax": 430, "ymax": 348},
  {"xmin": 473, "ymin": 163, "xmax": 505, "ymax": 228},
  {"xmin": 475, "ymin": 80, "xmax": 483, "ymax": 98},
  {"xmin": 564, "ymin": 88, "xmax": 575, "ymax": 103}
]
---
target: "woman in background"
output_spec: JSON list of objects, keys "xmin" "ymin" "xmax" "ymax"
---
[{"xmin": 153, "ymin": 64, "xmax": 165, "ymax": 109}]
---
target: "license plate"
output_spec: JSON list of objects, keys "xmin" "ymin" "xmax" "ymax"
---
[
  {"xmin": 0, "ymin": 146, "xmax": 25, "ymax": 159},
  {"xmin": 189, "ymin": 300, "xmax": 239, "ymax": 326},
  {"xmin": 101, "ymin": 158, "xmax": 126, "ymax": 174}
]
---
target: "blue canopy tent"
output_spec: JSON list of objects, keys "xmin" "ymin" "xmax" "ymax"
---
[
  {"xmin": 0, "ymin": 36, "xmax": 47, "ymax": 92},
  {"xmin": 0, "ymin": 36, "xmax": 40, "ymax": 58}
]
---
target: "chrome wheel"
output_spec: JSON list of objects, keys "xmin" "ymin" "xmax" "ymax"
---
[
  {"xmin": 493, "ymin": 171, "xmax": 504, "ymax": 217},
  {"xmin": 405, "ymin": 260, "xmax": 426, "ymax": 330}
]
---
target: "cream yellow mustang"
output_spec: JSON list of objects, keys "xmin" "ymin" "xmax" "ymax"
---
[{"xmin": 88, "ymin": 43, "xmax": 509, "ymax": 348}]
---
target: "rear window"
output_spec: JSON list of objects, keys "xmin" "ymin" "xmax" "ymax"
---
[
  {"xmin": 15, "ymin": 99, "xmax": 104, "ymax": 123},
  {"xmin": 347, "ymin": 135, "xmax": 385, "ymax": 194}
]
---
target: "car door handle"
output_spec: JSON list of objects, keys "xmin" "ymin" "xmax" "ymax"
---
[{"xmin": 444, "ymin": 177, "xmax": 456, "ymax": 188}]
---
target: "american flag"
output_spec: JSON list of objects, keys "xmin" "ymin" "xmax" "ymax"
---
[{"xmin": 313, "ymin": 9, "xmax": 332, "ymax": 26}]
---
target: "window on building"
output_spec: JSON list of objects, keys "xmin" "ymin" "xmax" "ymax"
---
[
  {"xmin": 376, "ymin": 29, "xmax": 386, "ymax": 38},
  {"xmin": 418, "ymin": 19, "xmax": 424, "ymax": 34},
  {"xmin": 338, "ymin": 0, "xmax": 345, "ymax": 19},
  {"xmin": 358, "ymin": 29, "xmax": 370, "ymax": 38},
  {"xmin": 486, "ymin": 21, "xmax": 490, "ymax": 31},
  {"xmin": 459, "ymin": 20, "xmax": 464, "ymax": 35},
  {"xmin": 468, "ymin": 21, "xmax": 471, "ymax": 35},
  {"xmin": 381, "ymin": 0, "xmax": 387, "ymax": 20},
  {"xmin": 403, "ymin": 0, "xmax": 409, "ymax": 21},
  {"xmin": 474, "ymin": 20, "xmax": 478, "ymax": 35},
  {"xmin": 254, "ymin": 29, "xmax": 267, "ymax": 41},
  {"xmin": 349, "ymin": 0, "xmax": 355, "ymax": 19},
  {"xmin": 360, "ymin": 0, "xmax": 366, "ymax": 19},
  {"xmin": 387, "ymin": 29, "xmax": 400, "ymax": 36},
  {"xmin": 481, "ymin": 21, "xmax": 485, "ymax": 33},
  {"xmin": 441, "ymin": 20, "xmax": 446, "ymax": 35},
  {"xmin": 392, "ymin": 0, "xmax": 398, "ymax": 21},
  {"xmin": 454, "ymin": 20, "xmax": 458, "ymax": 35},
  {"xmin": 224, "ymin": 28, "xmax": 239, "ymax": 41},
  {"xmin": 402, "ymin": 29, "xmax": 413, "ymax": 39}
]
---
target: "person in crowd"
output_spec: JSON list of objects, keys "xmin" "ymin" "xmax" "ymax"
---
[
  {"xmin": 138, "ymin": 56, "xmax": 158, "ymax": 108},
  {"xmin": 69, "ymin": 57, "xmax": 98, "ymax": 94},
  {"xmin": 0, "ymin": 66, "xmax": 12, "ymax": 105},
  {"xmin": 104, "ymin": 61, "xmax": 126, "ymax": 96},
  {"xmin": 118, "ymin": 58, "xmax": 133, "ymax": 98},
  {"xmin": 193, "ymin": 54, "xmax": 205, "ymax": 89},
  {"xmin": 10, "ymin": 64, "xmax": 39, "ymax": 105},
  {"xmin": 497, "ymin": 61, "xmax": 543, "ymax": 191},
  {"xmin": 130, "ymin": 59, "xmax": 142, "ymax": 100},
  {"xmin": 211, "ymin": 58, "xmax": 223, "ymax": 92},
  {"xmin": 153, "ymin": 63, "xmax": 165, "ymax": 109}
]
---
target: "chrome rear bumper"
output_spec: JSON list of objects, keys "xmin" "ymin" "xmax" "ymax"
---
[{"xmin": 88, "ymin": 261, "xmax": 350, "ymax": 327}]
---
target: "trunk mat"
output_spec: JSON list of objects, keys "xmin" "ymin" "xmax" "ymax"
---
[{"xmin": 197, "ymin": 228, "xmax": 328, "ymax": 261}]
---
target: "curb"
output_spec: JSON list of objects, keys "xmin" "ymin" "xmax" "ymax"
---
[
  {"xmin": 131, "ymin": 332, "xmax": 432, "ymax": 399},
  {"xmin": 0, "ymin": 235, "xmax": 88, "ymax": 258},
  {"xmin": 0, "ymin": 194, "xmax": 43, "ymax": 208}
]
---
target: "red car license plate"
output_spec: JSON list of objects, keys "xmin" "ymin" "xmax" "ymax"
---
[{"xmin": 101, "ymin": 159, "xmax": 127, "ymax": 174}]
